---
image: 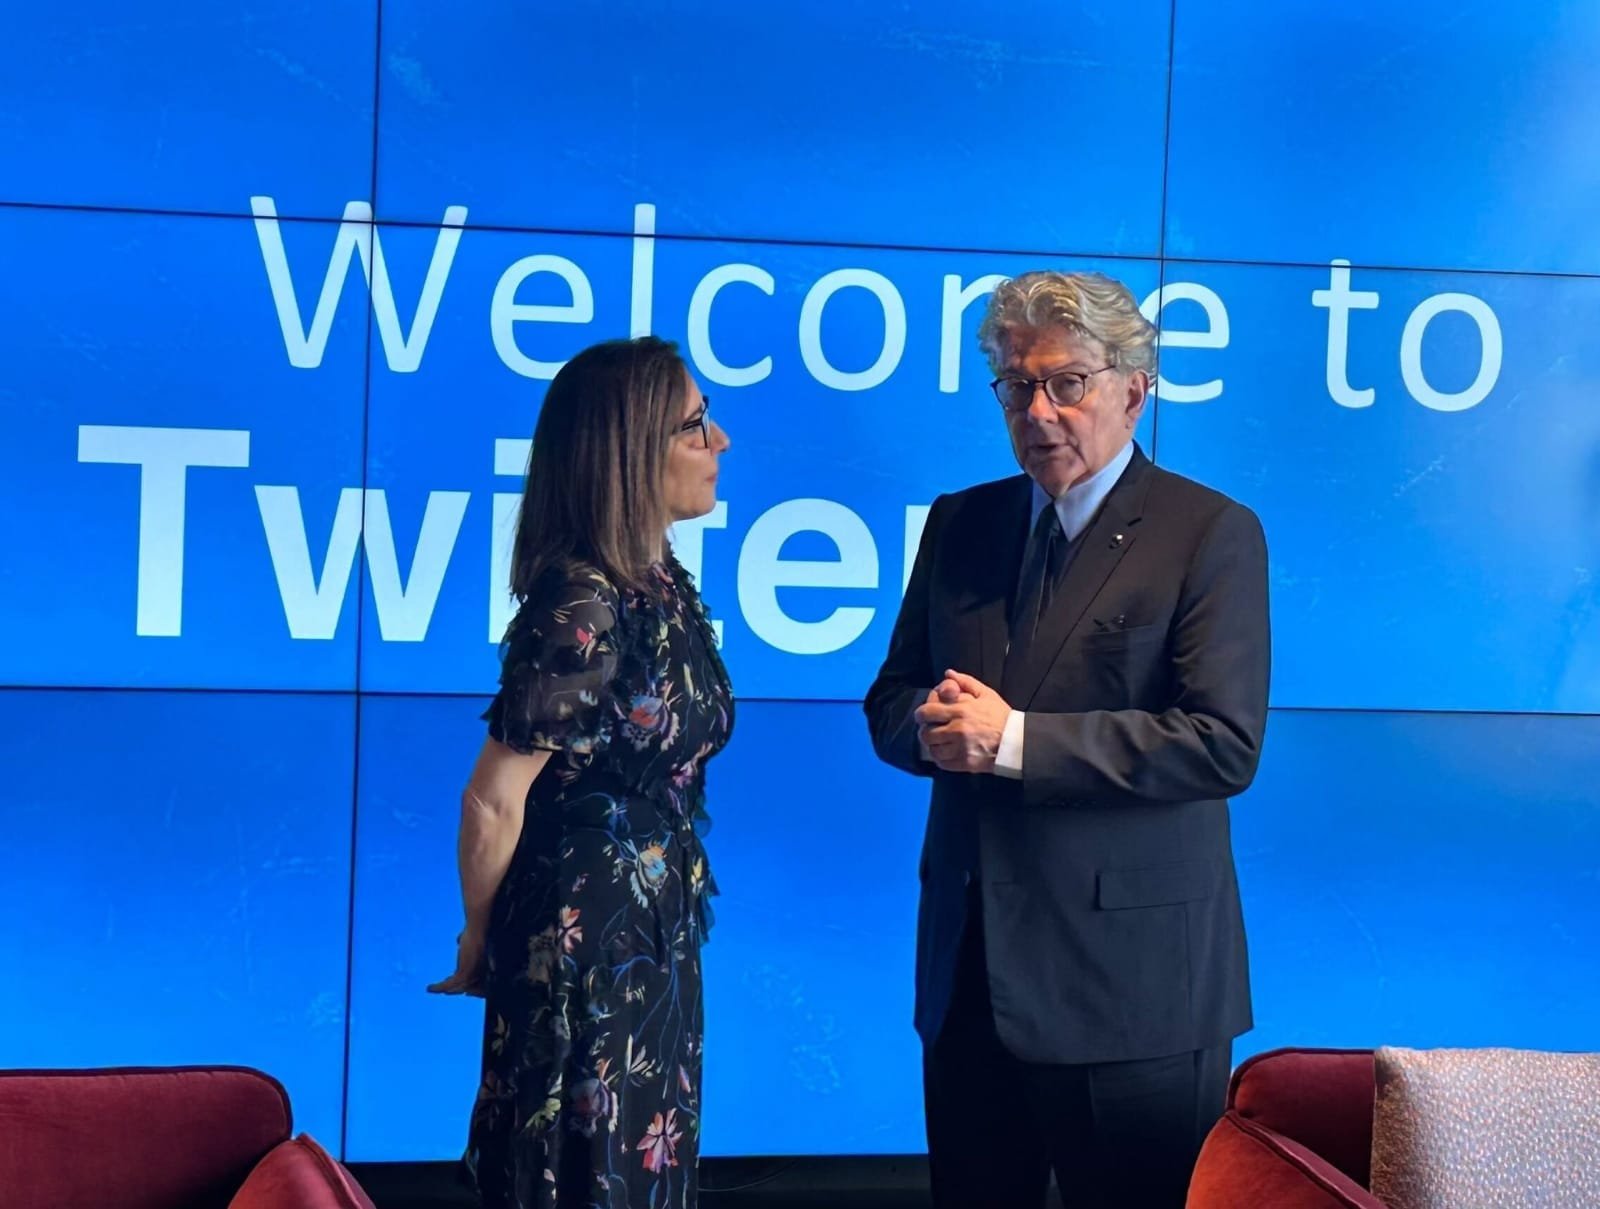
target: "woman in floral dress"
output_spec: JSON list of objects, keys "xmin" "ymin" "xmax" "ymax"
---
[{"xmin": 428, "ymin": 336, "xmax": 733, "ymax": 1209}]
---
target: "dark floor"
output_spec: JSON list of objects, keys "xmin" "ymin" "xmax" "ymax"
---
[{"xmin": 350, "ymin": 1157, "xmax": 1068, "ymax": 1209}]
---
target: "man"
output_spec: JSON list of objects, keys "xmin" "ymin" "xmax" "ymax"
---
[{"xmin": 864, "ymin": 270, "xmax": 1270, "ymax": 1208}]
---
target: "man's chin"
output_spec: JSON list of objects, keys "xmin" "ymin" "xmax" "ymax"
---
[{"xmin": 1024, "ymin": 454, "xmax": 1083, "ymax": 496}]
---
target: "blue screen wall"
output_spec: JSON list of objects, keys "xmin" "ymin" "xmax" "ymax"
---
[{"xmin": 3, "ymin": 0, "xmax": 1598, "ymax": 1161}]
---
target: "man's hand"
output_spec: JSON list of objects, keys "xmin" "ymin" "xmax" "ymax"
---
[
  {"xmin": 914, "ymin": 670, "xmax": 1011, "ymax": 774},
  {"xmin": 916, "ymin": 677, "xmax": 971, "ymax": 762}
]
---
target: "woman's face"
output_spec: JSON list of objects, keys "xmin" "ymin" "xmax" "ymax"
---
[{"xmin": 663, "ymin": 374, "xmax": 730, "ymax": 523}]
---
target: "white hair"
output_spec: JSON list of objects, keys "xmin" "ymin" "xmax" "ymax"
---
[{"xmin": 977, "ymin": 270, "xmax": 1157, "ymax": 377}]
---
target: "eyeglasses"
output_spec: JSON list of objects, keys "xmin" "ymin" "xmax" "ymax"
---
[
  {"xmin": 991, "ymin": 366, "xmax": 1116, "ymax": 413},
  {"xmin": 676, "ymin": 396, "xmax": 712, "ymax": 448}
]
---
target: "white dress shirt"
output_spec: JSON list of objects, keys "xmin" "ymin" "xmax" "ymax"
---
[{"xmin": 992, "ymin": 441, "xmax": 1136, "ymax": 779}]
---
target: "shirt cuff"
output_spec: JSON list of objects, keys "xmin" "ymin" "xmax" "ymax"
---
[{"xmin": 994, "ymin": 710, "xmax": 1024, "ymax": 779}]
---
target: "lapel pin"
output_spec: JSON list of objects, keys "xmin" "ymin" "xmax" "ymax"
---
[{"xmin": 1111, "ymin": 532, "xmax": 1124, "ymax": 548}]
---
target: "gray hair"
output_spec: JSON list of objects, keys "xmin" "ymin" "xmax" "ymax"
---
[{"xmin": 977, "ymin": 270, "xmax": 1157, "ymax": 377}]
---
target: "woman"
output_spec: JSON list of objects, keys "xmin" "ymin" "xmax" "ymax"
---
[{"xmin": 428, "ymin": 336, "xmax": 734, "ymax": 1209}]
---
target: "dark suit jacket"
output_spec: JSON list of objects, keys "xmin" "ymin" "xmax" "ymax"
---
[{"xmin": 864, "ymin": 446, "xmax": 1270, "ymax": 1065}]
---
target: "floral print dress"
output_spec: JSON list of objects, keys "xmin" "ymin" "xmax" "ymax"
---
[{"xmin": 467, "ymin": 556, "xmax": 733, "ymax": 1209}]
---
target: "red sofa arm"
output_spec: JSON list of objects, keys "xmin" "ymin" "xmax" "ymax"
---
[
  {"xmin": 228, "ymin": 1136, "xmax": 376, "ymax": 1209},
  {"xmin": 0, "ymin": 1066, "xmax": 291, "ymax": 1209},
  {"xmin": 1231, "ymin": 1047, "xmax": 1379, "ymax": 1188},
  {"xmin": 1188, "ymin": 1112, "xmax": 1389, "ymax": 1208}
]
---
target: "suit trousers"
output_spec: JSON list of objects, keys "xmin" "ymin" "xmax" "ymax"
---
[{"xmin": 923, "ymin": 886, "xmax": 1230, "ymax": 1209}]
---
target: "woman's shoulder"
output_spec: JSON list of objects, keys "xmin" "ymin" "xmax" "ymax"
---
[
  {"xmin": 516, "ymin": 557, "xmax": 687, "ymax": 641},
  {"xmin": 524, "ymin": 558, "xmax": 623, "ymax": 607},
  {"xmin": 503, "ymin": 559, "xmax": 626, "ymax": 651}
]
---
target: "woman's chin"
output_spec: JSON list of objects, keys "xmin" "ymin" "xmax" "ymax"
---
[{"xmin": 669, "ymin": 495, "xmax": 717, "ymax": 525}]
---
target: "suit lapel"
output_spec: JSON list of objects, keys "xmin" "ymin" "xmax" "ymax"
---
[
  {"xmin": 968, "ymin": 476, "xmax": 1031, "ymax": 692},
  {"xmin": 1008, "ymin": 449, "xmax": 1155, "ymax": 708}
]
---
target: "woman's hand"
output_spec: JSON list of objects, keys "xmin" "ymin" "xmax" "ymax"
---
[{"xmin": 427, "ymin": 927, "xmax": 487, "ymax": 997}]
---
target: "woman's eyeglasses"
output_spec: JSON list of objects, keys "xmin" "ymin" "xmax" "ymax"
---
[{"xmin": 677, "ymin": 397, "xmax": 712, "ymax": 447}]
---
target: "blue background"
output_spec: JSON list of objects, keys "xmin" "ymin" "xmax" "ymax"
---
[{"xmin": 3, "ymin": 0, "xmax": 1598, "ymax": 1162}]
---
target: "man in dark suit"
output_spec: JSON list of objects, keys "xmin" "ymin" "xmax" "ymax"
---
[{"xmin": 864, "ymin": 270, "xmax": 1271, "ymax": 1208}]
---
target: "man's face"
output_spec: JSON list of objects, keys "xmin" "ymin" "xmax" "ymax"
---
[{"xmin": 997, "ymin": 326, "xmax": 1147, "ymax": 497}]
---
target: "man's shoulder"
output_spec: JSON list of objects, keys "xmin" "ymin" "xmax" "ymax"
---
[
  {"xmin": 927, "ymin": 459, "xmax": 1261, "ymax": 533},
  {"xmin": 1144, "ymin": 461, "xmax": 1261, "ymax": 529},
  {"xmin": 934, "ymin": 474, "xmax": 1030, "ymax": 517}
]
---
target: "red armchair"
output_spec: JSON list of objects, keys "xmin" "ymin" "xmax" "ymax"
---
[
  {"xmin": 1188, "ymin": 1047, "xmax": 1387, "ymax": 1208},
  {"xmin": 0, "ymin": 1065, "xmax": 375, "ymax": 1209}
]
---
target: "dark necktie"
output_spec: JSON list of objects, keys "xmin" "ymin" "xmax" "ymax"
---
[{"xmin": 1008, "ymin": 504, "xmax": 1066, "ymax": 661}]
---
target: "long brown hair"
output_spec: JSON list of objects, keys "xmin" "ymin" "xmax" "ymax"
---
[{"xmin": 508, "ymin": 336, "xmax": 687, "ymax": 602}]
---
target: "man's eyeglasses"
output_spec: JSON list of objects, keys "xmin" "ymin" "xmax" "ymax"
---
[
  {"xmin": 991, "ymin": 366, "xmax": 1116, "ymax": 413},
  {"xmin": 676, "ymin": 397, "xmax": 712, "ymax": 448}
]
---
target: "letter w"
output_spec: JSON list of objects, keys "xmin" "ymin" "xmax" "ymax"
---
[{"xmin": 250, "ymin": 196, "xmax": 469, "ymax": 372}]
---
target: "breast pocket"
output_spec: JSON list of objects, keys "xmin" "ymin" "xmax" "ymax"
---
[
  {"xmin": 1079, "ymin": 621, "xmax": 1165, "ymax": 652},
  {"xmin": 1076, "ymin": 621, "xmax": 1168, "ymax": 704}
]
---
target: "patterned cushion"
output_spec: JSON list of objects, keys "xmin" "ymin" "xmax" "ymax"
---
[{"xmin": 1370, "ymin": 1046, "xmax": 1600, "ymax": 1208}]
